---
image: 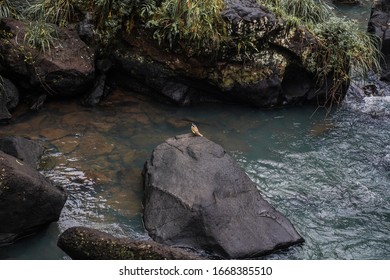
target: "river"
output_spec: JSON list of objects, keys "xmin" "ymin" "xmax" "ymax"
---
[{"xmin": 1, "ymin": 0, "xmax": 389, "ymax": 260}]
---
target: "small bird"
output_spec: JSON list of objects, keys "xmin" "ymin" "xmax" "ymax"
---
[{"xmin": 191, "ymin": 123, "xmax": 203, "ymax": 137}]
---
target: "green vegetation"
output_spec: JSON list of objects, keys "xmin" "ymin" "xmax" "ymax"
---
[
  {"xmin": 260, "ymin": 0, "xmax": 380, "ymax": 103},
  {"xmin": 261, "ymin": 0, "xmax": 331, "ymax": 26},
  {"xmin": 0, "ymin": 0, "xmax": 382, "ymax": 104},
  {"xmin": 25, "ymin": 0, "xmax": 74, "ymax": 27},
  {"xmin": 24, "ymin": 21, "xmax": 57, "ymax": 54},
  {"xmin": 143, "ymin": 0, "xmax": 226, "ymax": 55},
  {"xmin": 306, "ymin": 16, "xmax": 381, "ymax": 103},
  {"xmin": 0, "ymin": 0, "xmax": 26, "ymax": 19},
  {"xmin": 86, "ymin": 0, "xmax": 137, "ymax": 46}
]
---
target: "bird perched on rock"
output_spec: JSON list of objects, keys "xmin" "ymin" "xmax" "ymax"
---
[{"xmin": 191, "ymin": 123, "xmax": 203, "ymax": 137}]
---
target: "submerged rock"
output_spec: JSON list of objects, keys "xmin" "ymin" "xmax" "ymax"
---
[
  {"xmin": 58, "ymin": 226, "xmax": 203, "ymax": 260},
  {"xmin": 0, "ymin": 151, "xmax": 67, "ymax": 246},
  {"xmin": 143, "ymin": 134, "xmax": 304, "ymax": 258}
]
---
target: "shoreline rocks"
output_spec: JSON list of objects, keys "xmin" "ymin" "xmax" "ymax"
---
[
  {"xmin": 0, "ymin": 0, "xmax": 355, "ymax": 119},
  {"xmin": 58, "ymin": 226, "xmax": 204, "ymax": 260},
  {"xmin": 0, "ymin": 18, "xmax": 95, "ymax": 97},
  {"xmin": 143, "ymin": 134, "xmax": 304, "ymax": 258},
  {"xmin": 0, "ymin": 151, "xmax": 67, "ymax": 246},
  {"xmin": 0, "ymin": 136, "xmax": 44, "ymax": 168}
]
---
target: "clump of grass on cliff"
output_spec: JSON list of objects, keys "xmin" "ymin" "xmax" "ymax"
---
[
  {"xmin": 261, "ymin": 0, "xmax": 331, "ymax": 26},
  {"xmin": 25, "ymin": 0, "xmax": 75, "ymax": 27},
  {"xmin": 141, "ymin": 0, "xmax": 226, "ymax": 56},
  {"xmin": 261, "ymin": 0, "xmax": 381, "ymax": 103},
  {"xmin": 24, "ymin": 21, "xmax": 57, "ymax": 54},
  {"xmin": 24, "ymin": 0, "xmax": 137, "ymax": 48},
  {"xmin": 306, "ymin": 16, "xmax": 381, "ymax": 103}
]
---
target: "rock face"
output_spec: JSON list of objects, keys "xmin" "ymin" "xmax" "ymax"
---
[
  {"xmin": 0, "ymin": 75, "xmax": 19, "ymax": 121},
  {"xmin": 0, "ymin": 18, "xmax": 95, "ymax": 96},
  {"xmin": 0, "ymin": 136, "xmax": 44, "ymax": 168},
  {"xmin": 143, "ymin": 134, "xmax": 304, "ymax": 258},
  {"xmin": 113, "ymin": 0, "xmax": 345, "ymax": 108},
  {"xmin": 368, "ymin": 0, "xmax": 390, "ymax": 81},
  {"xmin": 0, "ymin": 151, "xmax": 67, "ymax": 246},
  {"xmin": 58, "ymin": 226, "xmax": 203, "ymax": 260}
]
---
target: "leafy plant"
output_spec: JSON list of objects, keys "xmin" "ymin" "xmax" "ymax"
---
[
  {"xmin": 77, "ymin": 0, "xmax": 137, "ymax": 46},
  {"xmin": 139, "ymin": 0, "xmax": 156, "ymax": 18},
  {"xmin": 24, "ymin": 21, "xmax": 57, "ymax": 54}
]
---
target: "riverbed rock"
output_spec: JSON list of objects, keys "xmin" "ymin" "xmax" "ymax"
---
[
  {"xmin": 82, "ymin": 74, "xmax": 108, "ymax": 106},
  {"xmin": 57, "ymin": 226, "xmax": 204, "ymax": 260},
  {"xmin": 0, "ymin": 75, "xmax": 19, "ymax": 121},
  {"xmin": 0, "ymin": 151, "xmax": 67, "ymax": 246},
  {"xmin": 0, "ymin": 136, "xmax": 45, "ymax": 168},
  {"xmin": 368, "ymin": 0, "xmax": 390, "ymax": 81},
  {"xmin": 0, "ymin": 18, "xmax": 95, "ymax": 97},
  {"xmin": 113, "ymin": 0, "xmax": 345, "ymax": 108},
  {"xmin": 142, "ymin": 134, "xmax": 304, "ymax": 258}
]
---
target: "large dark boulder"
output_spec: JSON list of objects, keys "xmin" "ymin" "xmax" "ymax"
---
[
  {"xmin": 0, "ymin": 151, "xmax": 67, "ymax": 246},
  {"xmin": 0, "ymin": 136, "xmax": 44, "ymax": 168},
  {"xmin": 143, "ymin": 134, "xmax": 304, "ymax": 259},
  {"xmin": 113, "ymin": 0, "xmax": 344, "ymax": 108},
  {"xmin": 0, "ymin": 18, "xmax": 95, "ymax": 97},
  {"xmin": 58, "ymin": 226, "xmax": 204, "ymax": 260},
  {"xmin": 368, "ymin": 0, "xmax": 390, "ymax": 81},
  {"xmin": 0, "ymin": 75, "xmax": 19, "ymax": 121}
]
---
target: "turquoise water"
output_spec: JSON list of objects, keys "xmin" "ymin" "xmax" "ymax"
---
[{"xmin": 1, "ymin": 80, "xmax": 389, "ymax": 259}]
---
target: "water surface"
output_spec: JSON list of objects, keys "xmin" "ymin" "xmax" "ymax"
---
[
  {"xmin": 1, "ymin": 81, "xmax": 389, "ymax": 259},
  {"xmin": 1, "ymin": 0, "xmax": 389, "ymax": 260}
]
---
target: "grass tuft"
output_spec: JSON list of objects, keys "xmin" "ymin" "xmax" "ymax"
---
[
  {"xmin": 24, "ymin": 21, "xmax": 57, "ymax": 54},
  {"xmin": 143, "ymin": 0, "xmax": 226, "ymax": 55},
  {"xmin": 24, "ymin": 0, "xmax": 74, "ymax": 27}
]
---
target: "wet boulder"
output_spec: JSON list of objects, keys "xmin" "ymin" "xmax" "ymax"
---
[
  {"xmin": 0, "ymin": 136, "xmax": 45, "ymax": 168},
  {"xmin": 143, "ymin": 134, "xmax": 304, "ymax": 258},
  {"xmin": 58, "ymin": 226, "xmax": 203, "ymax": 260},
  {"xmin": 0, "ymin": 18, "xmax": 95, "ymax": 97},
  {"xmin": 0, "ymin": 75, "xmax": 19, "ymax": 121},
  {"xmin": 0, "ymin": 151, "xmax": 67, "ymax": 246},
  {"xmin": 368, "ymin": 0, "xmax": 390, "ymax": 81}
]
